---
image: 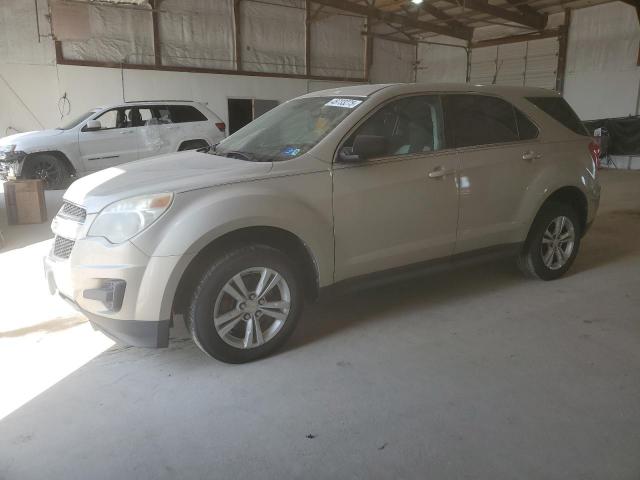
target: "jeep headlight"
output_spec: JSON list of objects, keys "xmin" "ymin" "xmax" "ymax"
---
[{"xmin": 88, "ymin": 193, "xmax": 173, "ymax": 244}]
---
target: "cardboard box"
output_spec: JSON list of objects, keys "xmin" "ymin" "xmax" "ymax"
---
[{"xmin": 3, "ymin": 179, "xmax": 48, "ymax": 225}]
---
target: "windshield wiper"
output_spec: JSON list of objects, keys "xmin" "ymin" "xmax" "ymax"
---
[{"xmin": 225, "ymin": 151, "xmax": 254, "ymax": 161}]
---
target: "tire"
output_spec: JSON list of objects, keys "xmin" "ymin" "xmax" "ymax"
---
[
  {"xmin": 186, "ymin": 244, "xmax": 304, "ymax": 363},
  {"xmin": 518, "ymin": 201, "xmax": 582, "ymax": 280},
  {"xmin": 178, "ymin": 140, "xmax": 209, "ymax": 151},
  {"xmin": 22, "ymin": 153, "xmax": 69, "ymax": 190}
]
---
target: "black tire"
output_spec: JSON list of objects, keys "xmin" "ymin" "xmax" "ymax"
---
[
  {"xmin": 186, "ymin": 244, "xmax": 304, "ymax": 363},
  {"xmin": 22, "ymin": 153, "xmax": 69, "ymax": 190},
  {"xmin": 178, "ymin": 139, "xmax": 209, "ymax": 151},
  {"xmin": 518, "ymin": 201, "xmax": 582, "ymax": 280}
]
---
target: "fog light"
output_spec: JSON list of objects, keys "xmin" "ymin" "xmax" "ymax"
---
[{"xmin": 83, "ymin": 279, "xmax": 126, "ymax": 312}]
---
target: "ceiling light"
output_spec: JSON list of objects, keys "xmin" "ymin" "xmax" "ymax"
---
[{"xmin": 411, "ymin": 0, "xmax": 424, "ymax": 4}]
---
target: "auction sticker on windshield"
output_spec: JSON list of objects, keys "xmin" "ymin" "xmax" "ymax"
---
[{"xmin": 325, "ymin": 98, "xmax": 362, "ymax": 108}]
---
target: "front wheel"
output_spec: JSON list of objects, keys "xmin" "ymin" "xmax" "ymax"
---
[
  {"xmin": 518, "ymin": 202, "xmax": 582, "ymax": 280},
  {"xmin": 187, "ymin": 245, "xmax": 303, "ymax": 363},
  {"xmin": 22, "ymin": 153, "xmax": 69, "ymax": 190}
]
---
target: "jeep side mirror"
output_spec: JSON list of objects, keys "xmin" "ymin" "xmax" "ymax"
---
[
  {"xmin": 84, "ymin": 120, "xmax": 102, "ymax": 132},
  {"xmin": 339, "ymin": 134, "xmax": 387, "ymax": 162}
]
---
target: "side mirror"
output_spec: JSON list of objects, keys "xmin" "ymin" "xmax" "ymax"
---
[
  {"xmin": 339, "ymin": 134, "xmax": 387, "ymax": 162},
  {"xmin": 84, "ymin": 120, "xmax": 102, "ymax": 132}
]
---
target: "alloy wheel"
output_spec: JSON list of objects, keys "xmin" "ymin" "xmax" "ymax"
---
[
  {"xmin": 32, "ymin": 158, "xmax": 61, "ymax": 188},
  {"xmin": 540, "ymin": 215, "xmax": 575, "ymax": 270},
  {"xmin": 213, "ymin": 267, "xmax": 291, "ymax": 349}
]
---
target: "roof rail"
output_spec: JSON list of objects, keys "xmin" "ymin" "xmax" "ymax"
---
[{"xmin": 124, "ymin": 100, "xmax": 195, "ymax": 103}]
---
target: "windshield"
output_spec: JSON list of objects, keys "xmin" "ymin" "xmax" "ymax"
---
[
  {"xmin": 58, "ymin": 110, "xmax": 97, "ymax": 130},
  {"xmin": 214, "ymin": 96, "xmax": 364, "ymax": 161}
]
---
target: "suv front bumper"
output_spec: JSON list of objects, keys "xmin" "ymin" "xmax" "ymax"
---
[
  {"xmin": 0, "ymin": 151, "xmax": 27, "ymax": 179},
  {"xmin": 44, "ymin": 236, "xmax": 181, "ymax": 347}
]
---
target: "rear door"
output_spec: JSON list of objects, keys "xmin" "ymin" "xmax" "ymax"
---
[
  {"xmin": 137, "ymin": 105, "xmax": 213, "ymax": 158},
  {"xmin": 78, "ymin": 107, "xmax": 139, "ymax": 172},
  {"xmin": 444, "ymin": 94, "xmax": 542, "ymax": 253}
]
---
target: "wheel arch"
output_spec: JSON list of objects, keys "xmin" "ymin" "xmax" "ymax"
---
[
  {"xmin": 171, "ymin": 225, "xmax": 321, "ymax": 318},
  {"xmin": 541, "ymin": 186, "xmax": 588, "ymax": 231},
  {"xmin": 23, "ymin": 150, "xmax": 77, "ymax": 177},
  {"xmin": 526, "ymin": 185, "xmax": 588, "ymax": 241}
]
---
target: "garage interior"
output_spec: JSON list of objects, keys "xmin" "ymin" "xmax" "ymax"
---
[{"xmin": 1, "ymin": 0, "xmax": 640, "ymax": 478}]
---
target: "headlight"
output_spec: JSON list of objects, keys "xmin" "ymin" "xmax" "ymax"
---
[{"xmin": 88, "ymin": 193, "xmax": 173, "ymax": 244}]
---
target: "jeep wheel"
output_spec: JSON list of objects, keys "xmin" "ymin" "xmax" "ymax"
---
[
  {"xmin": 187, "ymin": 245, "xmax": 303, "ymax": 363},
  {"xmin": 23, "ymin": 154, "xmax": 69, "ymax": 190},
  {"xmin": 518, "ymin": 202, "xmax": 581, "ymax": 280}
]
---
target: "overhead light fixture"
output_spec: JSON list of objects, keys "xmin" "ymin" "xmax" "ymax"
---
[{"xmin": 411, "ymin": 0, "xmax": 424, "ymax": 4}]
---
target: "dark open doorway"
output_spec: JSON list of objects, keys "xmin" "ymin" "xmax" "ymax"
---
[
  {"xmin": 227, "ymin": 98, "xmax": 279, "ymax": 134},
  {"xmin": 228, "ymin": 99, "xmax": 253, "ymax": 135}
]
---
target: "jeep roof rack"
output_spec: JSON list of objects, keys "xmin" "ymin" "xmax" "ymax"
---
[{"xmin": 124, "ymin": 100, "xmax": 195, "ymax": 103}]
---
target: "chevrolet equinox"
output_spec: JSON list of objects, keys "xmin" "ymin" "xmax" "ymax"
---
[{"xmin": 45, "ymin": 83, "xmax": 601, "ymax": 363}]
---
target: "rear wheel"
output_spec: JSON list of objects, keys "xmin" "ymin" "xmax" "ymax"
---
[
  {"xmin": 518, "ymin": 202, "xmax": 581, "ymax": 280},
  {"xmin": 22, "ymin": 153, "xmax": 69, "ymax": 190},
  {"xmin": 187, "ymin": 244, "xmax": 303, "ymax": 363}
]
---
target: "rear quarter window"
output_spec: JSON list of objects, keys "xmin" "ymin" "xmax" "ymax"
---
[
  {"xmin": 169, "ymin": 105, "xmax": 208, "ymax": 123},
  {"xmin": 526, "ymin": 96, "xmax": 589, "ymax": 136}
]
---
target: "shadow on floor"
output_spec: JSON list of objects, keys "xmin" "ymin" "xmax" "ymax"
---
[{"xmin": 286, "ymin": 207, "xmax": 640, "ymax": 353}]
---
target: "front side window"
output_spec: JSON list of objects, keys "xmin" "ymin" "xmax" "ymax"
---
[
  {"xmin": 341, "ymin": 95, "xmax": 445, "ymax": 160},
  {"xmin": 214, "ymin": 96, "xmax": 364, "ymax": 162},
  {"xmin": 94, "ymin": 109, "xmax": 125, "ymax": 130},
  {"xmin": 93, "ymin": 107, "xmax": 155, "ymax": 129},
  {"xmin": 445, "ymin": 94, "xmax": 519, "ymax": 148}
]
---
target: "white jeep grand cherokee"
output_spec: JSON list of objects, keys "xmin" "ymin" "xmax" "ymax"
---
[{"xmin": 0, "ymin": 100, "xmax": 226, "ymax": 188}]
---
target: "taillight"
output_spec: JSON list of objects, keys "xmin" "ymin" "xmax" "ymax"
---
[
  {"xmin": 215, "ymin": 122, "xmax": 226, "ymax": 133},
  {"xmin": 588, "ymin": 140, "xmax": 601, "ymax": 169}
]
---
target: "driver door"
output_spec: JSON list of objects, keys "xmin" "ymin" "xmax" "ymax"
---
[
  {"xmin": 78, "ymin": 107, "xmax": 139, "ymax": 172},
  {"xmin": 332, "ymin": 95, "xmax": 460, "ymax": 281}
]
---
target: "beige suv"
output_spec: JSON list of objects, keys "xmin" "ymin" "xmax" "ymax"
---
[{"xmin": 45, "ymin": 83, "xmax": 601, "ymax": 363}]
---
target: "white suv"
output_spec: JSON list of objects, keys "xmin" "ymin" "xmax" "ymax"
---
[{"xmin": 0, "ymin": 101, "xmax": 226, "ymax": 188}]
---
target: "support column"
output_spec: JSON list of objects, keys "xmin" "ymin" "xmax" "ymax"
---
[
  {"xmin": 555, "ymin": 8, "xmax": 571, "ymax": 94},
  {"xmin": 234, "ymin": 0, "xmax": 242, "ymax": 72},
  {"xmin": 150, "ymin": 0, "xmax": 162, "ymax": 66},
  {"xmin": 305, "ymin": 0, "xmax": 311, "ymax": 76}
]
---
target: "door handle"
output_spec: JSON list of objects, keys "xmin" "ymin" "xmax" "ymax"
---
[
  {"xmin": 522, "ymin": 150, "xmax": 542, "ymax": 161},
  {"xmin": 428, "ymin": 166, "xmax": 454, "ymax": 179}
]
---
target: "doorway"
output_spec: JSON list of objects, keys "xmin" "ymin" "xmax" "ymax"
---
[{"xmin": 227, "ymin": 98, "xmax": 279, "ymax": 134}]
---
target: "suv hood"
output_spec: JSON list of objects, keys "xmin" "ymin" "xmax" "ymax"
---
[
  {"xmin": 0, "ymin": 129, "xmax": 65, "ymax": 149},
  {"xmin": 64, "ymin": 151, "xmax": 273, "ymax": 213}
]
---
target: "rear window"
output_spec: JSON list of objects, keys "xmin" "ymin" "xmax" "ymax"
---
[
  {"xmin": 526, "ymin": 96, "xmax": 588, "ymax": 136},
  {"xmin": 169, "ymin": 105, "xmax": 208, "ymax": 123},
  {"xmin": 515, "ymin": 109, "xmax": 539, "ymax": 140}
]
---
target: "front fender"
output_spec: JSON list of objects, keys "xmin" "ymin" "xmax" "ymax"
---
[{"xmin": 131, "ymin": 173, "xmax": 334, "ymax": 318}]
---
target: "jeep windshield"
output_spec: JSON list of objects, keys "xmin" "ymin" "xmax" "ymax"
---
[
  {"xmin": 213, "ymin": 96, "xmax": 365, "ymax": 162},
  {"xmin": 58, "ymin": 110, "xmax": 98, "ymax": 130}
]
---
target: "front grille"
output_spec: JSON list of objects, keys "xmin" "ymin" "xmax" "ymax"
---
[
  {"xmin": 53, "ymin": 236, "xmax": 75, "ymax": 259},
  {"xmin": 60, "ymin": 202, "xmax": 87, "ymax": 223}
]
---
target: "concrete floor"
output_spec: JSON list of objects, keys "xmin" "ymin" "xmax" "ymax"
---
[{"xmin": 1, "ymin": 170, "xmax": 639, "ymax": 480}]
